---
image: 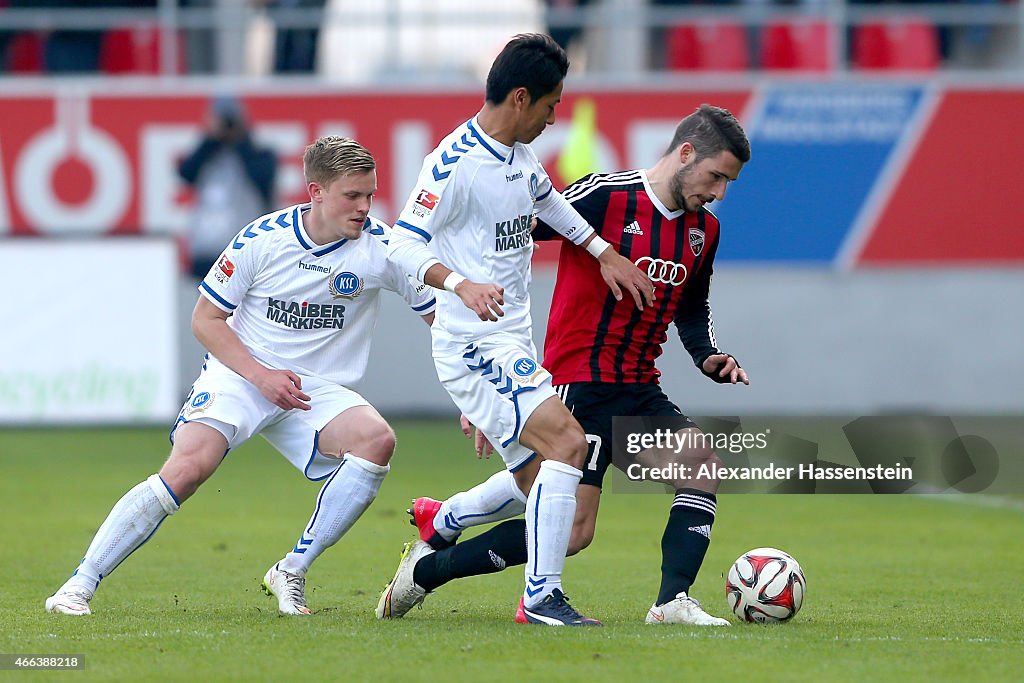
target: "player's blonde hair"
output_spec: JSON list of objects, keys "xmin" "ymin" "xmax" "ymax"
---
[{"xmin": 303, "ymin": 136, "xmax": 376, "ymax": 187}]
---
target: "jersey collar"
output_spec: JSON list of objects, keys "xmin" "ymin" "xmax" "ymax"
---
[
  {"xmin": 639, "ymin": 169, "xmax": 684, "ymax": 221},
  {"xmin": 468, "ymin": 117, "xmax": 511, "ymax": 163},
  {"xmin": 294, "ymin": 203, "xmax": 350, "ymax": 256}
]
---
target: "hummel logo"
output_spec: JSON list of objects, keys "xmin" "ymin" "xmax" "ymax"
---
[
  {"xmin": 688, "ymin": 524, "xmax": 711, "ymax": 539},
  {"xmin": 623, "ymin": 220, "xmax": 644, "ymax": 235}
]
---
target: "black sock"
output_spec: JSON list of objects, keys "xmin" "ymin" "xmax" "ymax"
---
[
  {"xmin": 426, "ymin": 530, "xmax": 457, "ymax": 550},
  {"xmin": 656, "ymin": 488, "xmax": 716, "ymax": 606},
  {"xmin": 413, "ymin": 519, "xmax": 527, "ymax": 592}
]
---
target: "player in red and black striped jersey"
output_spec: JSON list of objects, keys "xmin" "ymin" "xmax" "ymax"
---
[
  {"xmin": 540, "ymin": 167, "xmax": 721, "ymax": 386},
  {"xmin": 378, "ymin": 105, "xmax": 752, "ymax": 625}
]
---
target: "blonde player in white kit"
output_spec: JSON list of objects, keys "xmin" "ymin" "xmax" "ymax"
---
[
  {"xmin": 45, "ymin": 136, "xmax": 435, "ymax": 617},
  {"xmin": 383, "ymin": 34, "xmax": 655, "ymax": 626}
]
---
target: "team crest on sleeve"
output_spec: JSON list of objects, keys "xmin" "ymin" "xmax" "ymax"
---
[
  {"xmin": 329, "ymin": 271, "xmax": 364, "ymax": 299},
  {"xmin": 412, "ymin": 189, "xmax": 439, "ymax": 218},
  {"xmin": 214, "ymin": 255, "xmax": 235, "ymax": 284},
  {"xmin": 689, "ymin": 227, "xmax": 705, "ymax": 256}
]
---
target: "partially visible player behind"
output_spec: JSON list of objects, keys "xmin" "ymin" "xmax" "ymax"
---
[
  {"xmin": 380, "ymin": 104, "xmax": 751, "ymax": 625},
  {"xmin": 382, "ymin": 33, "xmax": 654, "ymax": 627},
  {"xmin": 44, "ymin": 136, "xmax": 435, "ymax": 616}
]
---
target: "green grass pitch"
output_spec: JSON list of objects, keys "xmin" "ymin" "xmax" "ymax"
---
[{"xmin": 1, "ymin": 422, "xmax": 1021, "ymax": 681}]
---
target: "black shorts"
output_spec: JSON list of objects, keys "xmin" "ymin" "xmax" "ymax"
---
[{"xmin": 554, "ymin": 382, "xmax": 696, "ymax": 488}]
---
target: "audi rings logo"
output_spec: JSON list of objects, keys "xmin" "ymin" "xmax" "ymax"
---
[{"xmin": 635, "ymin": 256, "xmax": 687, "ymax": 286}]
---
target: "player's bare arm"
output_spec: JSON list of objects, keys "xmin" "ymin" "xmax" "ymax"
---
[
  {"xmin": 191, "ymin": 296, "xmax": 312, "ymax": 410},
  {"xmin": 702, "ymin": 353, "xmax": 749, "ymax": 385},
  {"xmin": 581, "ymin": 234, "xmax": 656, "ymax": 311},
  {"xmin": 421, "ymin": 262, "xmax": 505, "ymax": 322}
]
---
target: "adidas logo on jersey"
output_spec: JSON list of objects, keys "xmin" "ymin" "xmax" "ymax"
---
[
  {"xmin": 623, "ymin": 220, "xmax": 644, "ymax": 235},
  {"xmin": 688, "ymin": 524, "xmax": 711, "ymax": 539}
]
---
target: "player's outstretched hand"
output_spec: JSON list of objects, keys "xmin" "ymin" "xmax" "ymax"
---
[
  {"xmin": 253, "ymin": 367, "xmax": 312, "ymax": 410},
  {"xmin": 701, "ymin": 353, "xmax": 749, "ymax": 385},
  {"xmin": 454, "ymin": 280, "xmax": 505, "ymax": 322},
  {"xmin": 459, "ymin": 414, "xmax": 494, "ymax": 459},
  {"xmin": 597, "ymin": 249, "xmax": 655, "ymax": 311}
]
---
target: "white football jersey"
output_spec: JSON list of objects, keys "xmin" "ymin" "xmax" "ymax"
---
[
  {"xmin": 388, "ymin": 117, "xmax": 595, "ymax": 342},
  {"xmin": 200, "ymin": 204, "xmax": 435, "ymax": 387}
]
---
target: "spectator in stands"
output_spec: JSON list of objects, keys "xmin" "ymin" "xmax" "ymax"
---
[
  {"xmin": 179, "ymin": 0, "xmax": 216, "ymax": 74},
  {"xmin": 265, "ymin": 0, "xmax": 324, "ymax": 72},
  {"xmin": 177, "ymin": 95, "xmax": 277, "ymax": 278},
  {"xmin": 546, "ymin": 0, "xmax": 593, "ymax": 53}
]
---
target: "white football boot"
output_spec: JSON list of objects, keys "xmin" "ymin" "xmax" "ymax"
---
[
  {"xmin": 262, "ymin": 563, "xmax": 312, "ymax": 615},
  {"xmin": 45, "ymin": 587, "xmax": 93, "ymax": 616},
  {"xmin": 375, "ymin": 540, "xmax": 434, "ymax": 619},
  {"xmin": 646, "ymin": 592, "xmax": 730, "ymax": 626}
]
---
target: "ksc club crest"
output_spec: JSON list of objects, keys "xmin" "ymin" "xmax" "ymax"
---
[
  {"xmin": 689, "ymin": 227, "xmax": 705, "ymax": 256},
  {"xmin": 329, "ymin": 271, "xmax": 364, "ymax": 299},
  {"xmin": 185, "ymin": 391, "xmax": 215, "ymax": 417},
  {"xmin": 509, "ymin": 356, "xmax": 550, "ymax": 387},
  {"xmin": 513, "ymin": 357, "xmax": 537, "ymax": 377}
]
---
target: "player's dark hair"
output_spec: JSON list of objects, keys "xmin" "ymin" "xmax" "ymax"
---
[
  {"xmin": 665, "ymin": 104, "xmax": 751, "ymax": 163},
  {"xmin": 485, "ymin": 33, "xmax": 569, "ymax": 105}
]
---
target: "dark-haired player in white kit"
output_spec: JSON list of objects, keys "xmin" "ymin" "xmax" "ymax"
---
[
  {"xmin": 45, "ymin": 136, "xmax": 434, "ymax": 616},
  {"xmin": 382, "ymin": 33, "xmax": 654, "ymax": 626}
]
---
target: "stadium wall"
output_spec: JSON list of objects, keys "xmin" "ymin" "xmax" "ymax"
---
[
  {"xmin": 1, "ymin": 81, "xmax": 1021, "ymax": 422},
  {"xmin": 1, "ymin": 240, "xmax": 179, "ymax": 425}
]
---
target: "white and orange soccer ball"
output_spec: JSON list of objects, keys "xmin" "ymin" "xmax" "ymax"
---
[{"xmin": 725, "ymin": 547, "xmax": 806, "ymax": 623}]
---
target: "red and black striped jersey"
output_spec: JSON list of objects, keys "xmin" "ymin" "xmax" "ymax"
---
[{"xmin": 537, "ymin": 169, "xmax": 721, "ymax": 385}]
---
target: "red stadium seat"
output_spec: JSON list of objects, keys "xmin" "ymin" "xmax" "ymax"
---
[
  {"xmin": 4, "ymin": 32, "xmax": 45, "ymax": 74},
  {"xmin": 666, "ymin": 22, "xmax": 749, "ymax": 71},
  {"xmin": 99, "ymin": 22, "xmax": 184, "ymax": 74},
  {"xmin": 760, "ymin": 20, "xmax": 833, "ymax": 71},
  {"xmin": 852, "ymin": 19, "xmax": 940, "ymax": 71}
]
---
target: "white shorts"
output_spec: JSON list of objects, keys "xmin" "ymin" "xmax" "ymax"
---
[
  {"xmin": 171, "ymin": 355, "xmax": 370, "ymax": 481},
  {"xmin": 433, "ymin": 333, "xmax": 555, "ymax": 471}
]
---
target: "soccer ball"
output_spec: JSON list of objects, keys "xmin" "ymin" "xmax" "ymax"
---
[{"xmin": 725, "ymin": 547, "xmax": 806, "ymax": 623}]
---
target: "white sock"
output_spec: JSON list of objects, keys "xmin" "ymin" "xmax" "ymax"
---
[
  {"xmin": 279, "ymin": 454, "xmax": 389, "ymax": 576},
  {"xmin": 62, "ymin": 474, "xmax": 179, "ymax": 594},
  {"xmin": 433, "ymin": 468, "xmax": 528, "ymax": 542},
  {"xmin": 523, "ymin": 460, "xmax": 581, "ymax": 608}
]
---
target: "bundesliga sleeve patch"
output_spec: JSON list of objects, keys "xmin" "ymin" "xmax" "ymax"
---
[
  {"xmin": 214, "ymin": 255, "xmax": 235, "ymax": 284},
  {"xmin": 412, "ymin": 189, "xmax": 439, "ymax": 218}
]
